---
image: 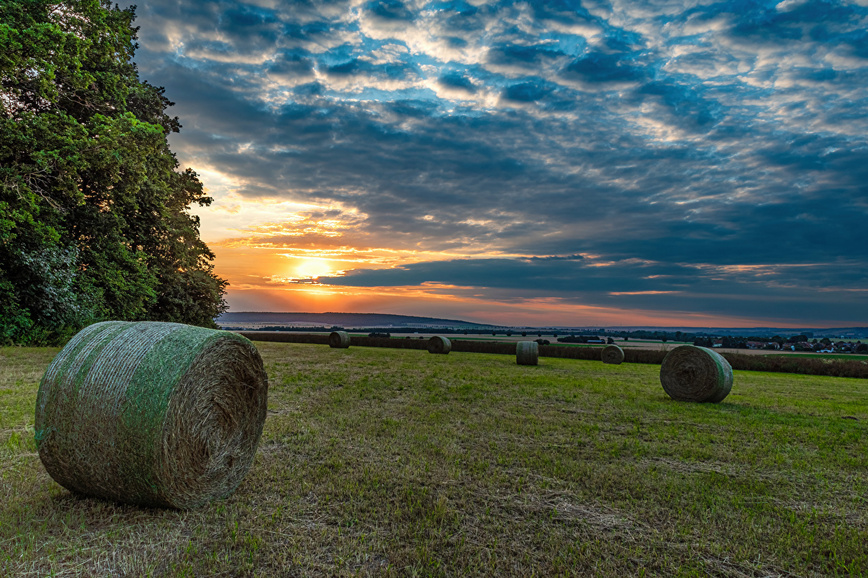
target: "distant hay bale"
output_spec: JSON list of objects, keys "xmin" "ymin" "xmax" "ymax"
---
[
  {"xmin": 427, "ymin": 335, "xmax": 451, "ymax": 354},
  {"xmin": 601, "ymin": 345, "xmax": 625, "ymax": 365},
  {"xmin": 660, "ymin": 345, "xmax": 733, "ymax": 403},
  {"xmin": 516, "ymin": 341, "xmax": 539, "ymax": 366},
  {"xmin": 328, "ymin": 331, "xmax": 350, "ymax": 348},
  {"xmin": 34, "ymin": 321, "xmax": 268, "ymax": 509}
]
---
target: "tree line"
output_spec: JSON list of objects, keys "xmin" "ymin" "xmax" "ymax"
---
[{"xmin": 1, "ymin": 1, "xmax": 226, "ymax": 344}]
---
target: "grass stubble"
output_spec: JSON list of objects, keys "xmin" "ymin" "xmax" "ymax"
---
[{"xmin": 1, "ymin": 343, "xmax": 866, "ymax": 577}]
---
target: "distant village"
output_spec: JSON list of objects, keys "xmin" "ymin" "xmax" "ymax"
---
[
  {"xmin": 567, "ymin": 331, "xmax": 867, "ymax": 353},
  {"xmin": 692, "ymin": 335, "xmax": 868, "ymax": 354}
]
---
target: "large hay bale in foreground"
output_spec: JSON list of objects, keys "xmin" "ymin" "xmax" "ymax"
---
[
  {"xmin": 516, "ymin": 341, "xmax": 539, "ymax": 366},
  {"xmin": 34, "ymin": 321, "xmax": 268, "ymax": 509},
  {"xmin": 660, "ymin": 345, "xmax": 733, "ymax": 403},
  {"xmin": 328, "ymin": 331, "xmax": 350, "ymax": 348},
  {"xmin": 601, "ymin": 345, "xmax": 625, "ymax": 365},
  {"xmin": 427, "ymin": 335, "xmax": 451, "ymax": 354}
]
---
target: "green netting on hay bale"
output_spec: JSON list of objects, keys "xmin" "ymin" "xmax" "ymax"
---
[
  {"xmin": 34, "ymin": 321, "xmax": 268, "ymax": 509},
  {"xmin": 427, "ymin": 335, "xmax": 451, "ymax": 354},
  {"xmin": 516, "ymin": 341, "xmax": 538, "ymax": 366},
  {"xmin": 659, "ymin": 345, "xmax": 733, "ymax": 403},
  {"xmin": 328, "ymin": 331, "xmax": 350, "ymax": 348},
  {"xmin": 601, "ymin": 345, "xmax": 625, "ymax": 365}
]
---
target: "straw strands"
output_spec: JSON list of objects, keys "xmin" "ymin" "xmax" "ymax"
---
[
  {"xmin": 659, "ymin": 345, "xmax": 733, "ymax": 403},
  {"xmin": 34, "ymin": 321, "xmax": 268, "ymax": 509},
  {"xmin": 427, "ymin": 336, "xmax": 451, "ymax": 354},
  {"xmin": 601, "ymin": 345, "xmax": 625, "ymax": 365},
  {"xmin": 516, "ymin": 341, "xmax": 539, "ymax": 365},
  {"xmin": 328, "ymin": 331, "xmax": 350, "ymax": 348}
]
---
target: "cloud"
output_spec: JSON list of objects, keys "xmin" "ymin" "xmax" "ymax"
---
[
  {"xmin": 115, "ymin": 0, "xmax": 868, "ymax": 324},
  {"xmin": 562, "ymin": 50, "xmax": 647, "ymax": 84},
  {"xmin": 310, "ymin": 255, "xmax": 868, "ymax": 324}
]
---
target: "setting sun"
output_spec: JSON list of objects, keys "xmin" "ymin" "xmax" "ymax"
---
[{"xmin": 294, "ymin": 258, "xmax": 333, "ymax": 280}]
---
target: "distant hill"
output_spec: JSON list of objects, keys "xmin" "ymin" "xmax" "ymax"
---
[
  {"xmin": 217, "ymin": 311, "xmax": 496, "ymax": 329},
  {"xmin": 217, "ymin": 312, "xmax": 868, "ymax": 338}
]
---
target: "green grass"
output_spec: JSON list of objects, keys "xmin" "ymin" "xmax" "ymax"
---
[{"xmin": 2, "ymin": 343, "xmax": 867, "ymax": 576}]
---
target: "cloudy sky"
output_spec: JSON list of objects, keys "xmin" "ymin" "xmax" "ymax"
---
[{"xmin": 117, "ymin": 0, "xmax": 868, "ymax": 327}]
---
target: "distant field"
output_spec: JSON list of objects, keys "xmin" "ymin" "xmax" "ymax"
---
[
  {"xmin": 2, "ymin": 343, "xmax": 867, "ymax": 576},
  {"xmin": 274, "ymin": 332, "xmax": 868, "ymax": 358}
]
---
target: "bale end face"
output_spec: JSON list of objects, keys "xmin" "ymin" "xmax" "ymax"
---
[
  {"xmin": 427, "ymin": 335, "xmax": 452, "ymax": 354},
  {"xmin": 516, "ymin": 341, "xmax": 539, "ymax": 366},
  {"xmin": 601, "ymin": 345, "xmax": 625, "ymax": 365},
  {"xmin": 328, "ymin": 331, "xmax": 350, "ymax": 348},
  {"xmin": 660, "ymin": 345, "xmax": 733, "ymax": 403}
]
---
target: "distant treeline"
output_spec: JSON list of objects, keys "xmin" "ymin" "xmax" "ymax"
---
[
  {"xmin": 557, "ymin": 335, "xmax": 610, "ymax": 344},
  {"xmin": 226, "ymin": 326, "xmax": 683, "ymax": 339},
  {"xmin": 224, "ymin": 326, "xmax": 824, "ymax": 347},
  {"xmin": 239, "ymin": 332, "xmax": 868, "ymax": 379},
  {"xmin": 226, "ymin": 326, "xmax": 868, "ymax": 354},
  {"xmin": 224, "ymin": 326, "xmax": 556, "ymax": 336}
]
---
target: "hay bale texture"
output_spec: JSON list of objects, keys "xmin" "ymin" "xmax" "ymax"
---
[
  {"xmin": 660, "ymin": 345, "xmax": 733, "ymax": 403},
  {"xmin": 328, "ymin": 331, "xmax": 350, "ymax": 348},
  {"xmin": 34, "ymin": 321, "xmax": 268, "ymax": 509},
  {"xmin": 516, "ymin": 341, "xmax": 539, "ymax": 366},
  {"xmin": 601, "ymin": 345, "xmax": 625, "ymax": 365},
  {"xmin": 427, "ymin": 335, "xmax": 451, "ymax": 354}
]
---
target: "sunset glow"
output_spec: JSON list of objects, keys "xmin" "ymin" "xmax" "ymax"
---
[
  {"xmin": 290, "ymin": 258, "xmax": 336, "ymax": 281},
  {"xmin": 120, "ymin": 0, "xmax": 868, "ymax": 328}
]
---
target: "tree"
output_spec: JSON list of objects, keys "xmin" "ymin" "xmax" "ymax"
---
[{"xmin": 0, "ymin": 1, "xmax": 226, "ymax": 344}]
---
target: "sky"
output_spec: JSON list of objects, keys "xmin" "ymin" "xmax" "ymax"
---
[{"xmin": 115, "ymin": 0, "xmax": 868, "ymax": 328}]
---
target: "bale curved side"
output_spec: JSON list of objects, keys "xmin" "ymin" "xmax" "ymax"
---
[
  {"xmin": 328, "ymin": 331, "xmax": 350, "ymax": 348},
  {"xmin": 427, "ymin": 335, "xmax": 452, "ymax": 354},
  {"xmin": 516, "ymin": 341, "xmax": 539, "ymax": 366},
  {"xmin": 34, "ymin": 321, "xmax": 268, "ymax": 509},
  {"xmin": 601, "ymin": 345, "xmax": 625, "ymax": 365},
  {"xmin": 659, "ymin": 345, "xmax": 733, "ymax": 403}
]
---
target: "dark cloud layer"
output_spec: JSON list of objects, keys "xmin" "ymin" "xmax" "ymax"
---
[{"xmin": 117, "ymin": 0, "xmax": 868, "ymax": 325}]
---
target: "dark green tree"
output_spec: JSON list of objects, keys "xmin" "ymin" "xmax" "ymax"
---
[{"xmin": 1, "ymin": 0, "xmax": 226, "ymax": 344}]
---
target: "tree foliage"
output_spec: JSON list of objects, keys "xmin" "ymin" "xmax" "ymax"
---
[{"xmin": 1, "ymin": 0, "xmax": 227, "ymax": 344}]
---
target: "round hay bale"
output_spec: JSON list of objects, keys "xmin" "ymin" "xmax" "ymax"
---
[
  {"xmin": 34, "ymin": 321, "xmax": 268, "ymax": 509},
  {"xmin": 601, "ymin": 345, "xmax": 625, "ymax": 365},
  {"xmin": 516, "ymin": 341, "xmax": 539, "ymax": 366},
  {"xmin": 660, "ymin": 345, "xmax": 733, "ymax": 403},
  {"xmin": 328, "ymin": 331, "xmax": 350, "ymax": 348},
  {"xmin": 427, "ymin": 335, "xmax": 451, "ymax": 354}
]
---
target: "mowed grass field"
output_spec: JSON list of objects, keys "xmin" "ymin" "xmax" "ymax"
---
[{"xmin": 1, "ymin": 342, "xmax": 867, "ymax": 577}]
